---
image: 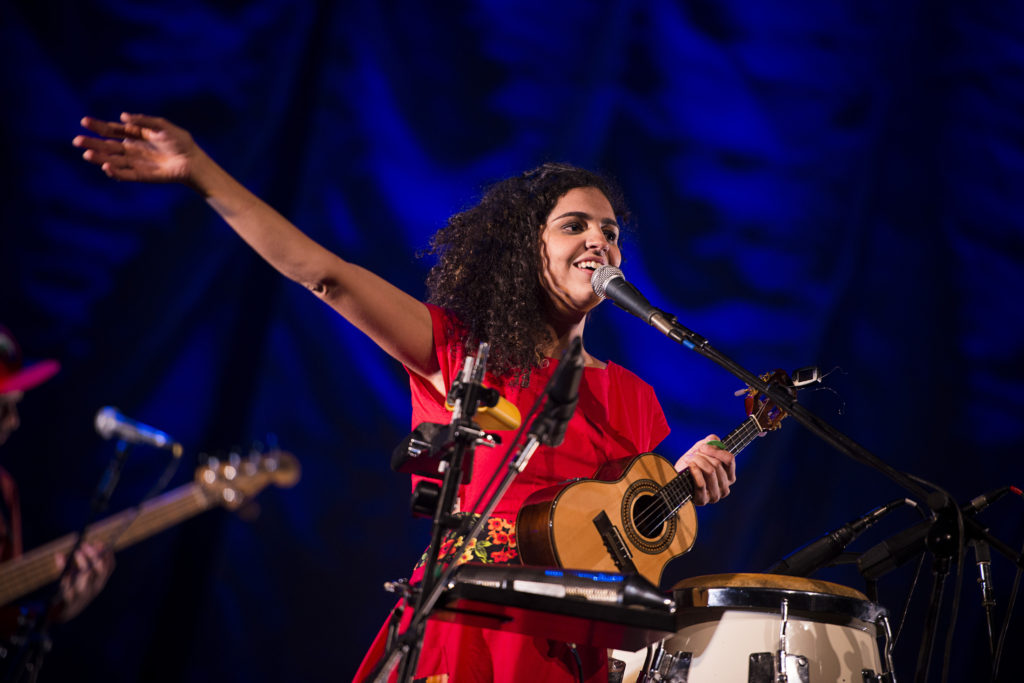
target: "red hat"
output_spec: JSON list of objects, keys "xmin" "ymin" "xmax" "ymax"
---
[{"xmin": 0, "ymin": 326, "xmax": 60, "ymax": 394}]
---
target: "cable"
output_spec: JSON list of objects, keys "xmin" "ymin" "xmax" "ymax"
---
[
  {"xmin": 992, "ymin": 543, "xmax": 1020, "ymax": 682},
  {"xmin": 991, "ymin": 486, "xmax": 1023, "ymax": 682},
  {"xmin": 567, "ymin": 643, "xmax": 584, "ymax": 683},
  {"xmin": 891, "ymin": 500, "xmax": 931, "ymax": 646},
  {"xmin": 903, "ymin": 473, "xmax": 964, "ymax": 683}
]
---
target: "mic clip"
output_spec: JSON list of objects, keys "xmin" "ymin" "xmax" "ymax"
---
[
  {"xmin": 392, "ymin": 343, "xmax": 510, "ymax": 483},
  {"xmin": 649, "ymin": 311, "xmax": 707, "ymax": 349}
]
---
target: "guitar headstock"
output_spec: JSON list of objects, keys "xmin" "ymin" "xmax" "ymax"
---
[
  {"xmin": 196, "ymin": 448, "xmax": 301, "ymax": 510},
  {"xmin": 744, "ymin": 370, "xmax": 795, "ymax": 433}
]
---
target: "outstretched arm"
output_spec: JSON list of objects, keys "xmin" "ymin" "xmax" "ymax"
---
[{"xmin": 73, "ymin": 114, "xmax": 439, "ymax": 385}]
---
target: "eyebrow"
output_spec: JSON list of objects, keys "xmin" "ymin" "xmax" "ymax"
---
[{"xmin": 552, "ymin": 211, "xmax": 619, "ymax": 228}]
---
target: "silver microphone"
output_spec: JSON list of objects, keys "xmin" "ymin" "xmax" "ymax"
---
[
  {"xmin": 94, "ymin": 406, "xmax": 183, "ymax": 457},
  {"xmin": 591, "ymin": 265, "xmax": 705, "ymax": 347}
]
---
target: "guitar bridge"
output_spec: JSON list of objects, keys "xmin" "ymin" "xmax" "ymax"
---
[{"xmin": 593, "ymin": 511, "xmax": 638, "ymax": 574}]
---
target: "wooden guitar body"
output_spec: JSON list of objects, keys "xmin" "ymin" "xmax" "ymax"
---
[
  {"xmin": 516, "ymin": 370, "xmax": 795, "ymax": 588},
  {"xmin": 517, "ymin": 453, "xmax": 697, "ymax": 588}
]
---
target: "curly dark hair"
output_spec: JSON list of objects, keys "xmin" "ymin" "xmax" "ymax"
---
[{"xmin": 424, "ymin": 162, "xmax": 629, "ymax": 384}]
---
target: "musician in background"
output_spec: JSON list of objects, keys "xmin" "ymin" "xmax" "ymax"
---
[
  {"xmin": 0, "ymin": 325, "xmax": 114, "ymax": 632},
  {"xmin": 74, "ymin": 113, "xmax": 737, "ymax": 682}
]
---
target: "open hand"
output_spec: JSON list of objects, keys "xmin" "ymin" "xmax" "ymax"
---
[
  {"xmin": 674, "ymin": 434, "xmax": 737, "ymax": 505},
  {"xmin": 73, "ymin": 113, "xmax": 202, "ymax": 186}
]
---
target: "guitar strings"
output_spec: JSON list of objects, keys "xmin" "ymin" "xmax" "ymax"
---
[
  {"xmin": 0, "ymin": 486, "xmax": 206, "ymax": 602},
  {"xmin": 630, "ymin": 417, "xmax": 761, "ymax": 536}
]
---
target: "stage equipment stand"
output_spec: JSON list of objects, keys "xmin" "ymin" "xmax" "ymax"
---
[
  {"xmin": 373, "ymin": 339, "xmax": 584, "ymax": 683},
  {"xmin": 603, "ymin": 275, "xmax": 1023, "ymax": 682},
  {"xmin": 3, "ymin": 439, "xmax": 133, "ymax": 683}
]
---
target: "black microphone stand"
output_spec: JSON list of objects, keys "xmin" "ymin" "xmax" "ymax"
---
[
  {"xmin": 371, "ymin": 341, "xmax": 583, "ymax": 683},
  {"xmin": 3, "ymin": 440, "xmax": 132, "ymax": 683},
  {"xmin": 909, "ymin": 494, "xmax": 958, "ymax": 683},
  {"xmin": 370, "ymin": 343, "xmax": 504, "ymax": 683},
  {"xmin": 636, "ymin": 309, "xmax": 1024, "ymax": 682},
  {"xmin": 651, "ymin": 314, "xmax": 1024, "ymax": 569}
]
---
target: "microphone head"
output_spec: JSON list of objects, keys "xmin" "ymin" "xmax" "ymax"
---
[
  {"xmin": 94, "ymin": 406, "xmax": 119, "ymax": 439},
  {"xmin": 591, "ymin": 264, "xmax": 624, "ymax": 299}
]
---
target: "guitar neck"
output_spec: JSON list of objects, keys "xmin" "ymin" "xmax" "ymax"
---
[
  {"xmin": 0, "ymin": 482, "xmax": 213, "ymax": 607},
  {"xmin": 660, "ymin": 415, "xmax": 762, "ymax": 511}
]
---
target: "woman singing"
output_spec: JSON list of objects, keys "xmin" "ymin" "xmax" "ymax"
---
[{"xmin": 73, "ymin": 113, "xmax": 736, "ymax": 682}]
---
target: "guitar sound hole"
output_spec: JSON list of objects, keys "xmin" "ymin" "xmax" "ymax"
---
[{"xmin": 632, "ymin": 494, "xmax": 671, "ymax": 539}]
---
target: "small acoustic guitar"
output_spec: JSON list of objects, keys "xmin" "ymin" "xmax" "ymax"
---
[{"xmin": 516, "ymin": 372, "xmax": 791, "ymax": 587}]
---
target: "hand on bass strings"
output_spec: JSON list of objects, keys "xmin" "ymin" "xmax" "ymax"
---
[
  {"xmin": 674, "ymin": 435, "xmax": 736, "ymax": 505},
  {"xmin": 53, "ymin": 542, "xmax": 115, "ymax": 622},
  {"xmin": 73, "ymin": 113, "xmax": 206, "ymax": 188}
]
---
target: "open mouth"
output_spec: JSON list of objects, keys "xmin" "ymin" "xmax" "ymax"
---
[{"xmin": 574, "ymin": 260, "xmax": 603, "ymax": 272}]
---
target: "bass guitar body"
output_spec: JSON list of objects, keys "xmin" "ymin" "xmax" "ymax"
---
[{"xmin": 517, "ymin": 453, "xmax": 697, "ymax": 588}]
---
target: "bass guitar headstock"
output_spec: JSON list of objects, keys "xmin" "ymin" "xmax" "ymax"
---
[{"xmin": 196, "ymin": 447, "xmax": 301, "ymax": 510}]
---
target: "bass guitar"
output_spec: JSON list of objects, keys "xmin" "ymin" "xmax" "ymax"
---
[
  {"xmin": 0, "ymin": 449, "xmax": 300, "ymax": 607},
  {"xmin": 516, "ymin": 372, "xmax": 791, "ymax": 587}
]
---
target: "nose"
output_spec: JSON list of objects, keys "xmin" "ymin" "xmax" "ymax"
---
[{"xmin": 585, "ymin": 226, "xmax": 610, "ymax": 253}]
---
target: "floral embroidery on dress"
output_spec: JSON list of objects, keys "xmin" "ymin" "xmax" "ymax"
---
[{"xmin": 415, "ymin": 514, "xmax": 518, "ymax": 569}]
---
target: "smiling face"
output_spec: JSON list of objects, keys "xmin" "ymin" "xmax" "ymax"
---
[{"xmin": 538, "ymin": 186, "xmax": 623, "ymax": 317}]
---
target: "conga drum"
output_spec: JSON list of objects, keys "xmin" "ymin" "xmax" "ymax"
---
[{"xmin": 617, "ymin": 573, "xmax": 892, "ymax": 682}]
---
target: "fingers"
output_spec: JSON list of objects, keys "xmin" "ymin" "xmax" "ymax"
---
[
  {"xmin": 78, "ymin": 115, "xmax": 130, "ymax": 140},
  {"xmin": 75, "ymin": 112, "xmax": 196, "ymax": 184},
  {"xmin": 53, "ymin": 543, "xmax": 114, "ymax": 580},
  {"xmin": 72, "ymin": 135, "xmax": 126, "ymax": 168},
  {"xmin": 78, "ymin": 113, "xmax": 166, "ymax": 139},
  {"xmin": 55, "ymin": 543, "xmax": 115, "ymax": 621},
  {"xmin": 674, "ymin": 434, "xmax": 737, "ymax": 506},
  {"xmin": 72, "ymin": 133, "xmax": 158, "ymax": 181},
  {"xmin": 120, "ymin": 112, "xmax": 171, "ymax": 133},
  {"xmin": 73, "ymin": 126, "xmax": 130, "ymax": 175}
]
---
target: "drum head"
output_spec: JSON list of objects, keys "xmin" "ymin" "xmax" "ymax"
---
[
  {"xmin": 672, "ymin": 572, "xmax": 868, "ymax": 599},
  {"xmin": 671, "ymin": 572, "xmax": 885, "ymax": 628}
]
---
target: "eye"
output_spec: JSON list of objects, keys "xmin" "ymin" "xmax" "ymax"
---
[
  {"xmin": 561, "ymin": 221, "xmax": 584, "ymax": 233},
  {"xmin": 603, "ymin": 228, "xmax": 619, "ymax": 243}
]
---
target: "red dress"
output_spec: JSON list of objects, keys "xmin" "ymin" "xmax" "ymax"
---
[{"xmin": 354, "ymin": 305, "xmax": 670, "ymax": 682}]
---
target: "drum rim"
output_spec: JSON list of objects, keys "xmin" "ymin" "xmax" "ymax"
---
[
  {"xmin": 671, "ymin": 572, "xmax": 869, "ymax": 600},
  {"xmin": 673, "ymin": 584, "xmax": 888, "ymax": 627}
]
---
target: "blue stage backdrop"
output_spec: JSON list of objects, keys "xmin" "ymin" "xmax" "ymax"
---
[{"xmin": 1, "ymin": 1, "xmax": 1021, "ymax": 681}]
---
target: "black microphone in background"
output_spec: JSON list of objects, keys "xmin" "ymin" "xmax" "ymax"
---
[
  {"xmin": 768, "ymin": 498, "xmax": 912, "ymax": 577},
  {"xmin": 964, "ymin": 486, "xmax": 1014, "ymax": 514},
  {"xmin": 94, "ymin": 406, "xmax": 183, "ymax": 457},
  {"xmin": 529, "ymin": 337, "xmax": 584, "ymax": 447},
  {"xmin": 858, "ymin": 487, "xmax": 1015, "ymax": 581}
]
